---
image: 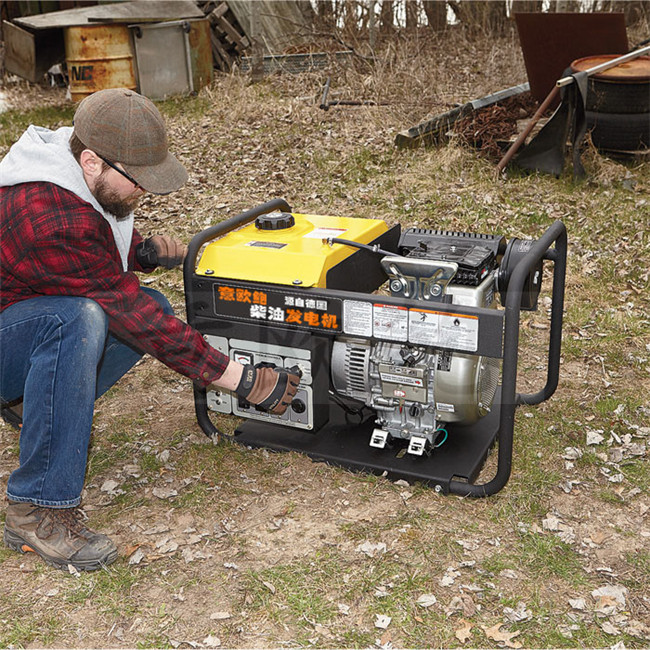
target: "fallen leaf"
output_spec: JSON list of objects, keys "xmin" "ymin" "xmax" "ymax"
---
[
  {"xmin": 101, "ymin": 479, "xmax": 120, "ymax": 494},
  {"xmin": 445, "ymin": 594, "xmax": 477, "ymax": 617},
  {"xmin": 587, "ymin": 430, "xmax": 605, "ymax": 445},
  {"xmin": 128, "ymin": 548, "xmax": 146, "ymax": 565},
  {"xmin": 375, "ymin": 614, "xmax": 391, "ymax": 629},
  {"xmin": 152, "ymin": 487, "xmax": 178, "ymax": 499},
  {"xmin": 482, "ymin": 623, "xmax": 522, "ymax": 649},
  {"xmin": 592, "ymin": 585, "xmax": 627, "ymax": 608},
  {"xmin": 568, "ymin": 597, "xmax": 586, "ymax": 611},
  {"xmin": 261, "ymin": 580, "xmax": 276, "ymax": 594},
  {"xmin": 124, "ymin": 543, "xmax": 142, "ymax": 556},
  {"xmin": 379, "ymin": 629, "xmax": 392, "ymax": 646},
  {"xmin": 202, "ymin": 635, "xmax": 221, "ymax": 647},
  {"xmin": 356, "ymin": 541, "xmax": 387, "ymax": 557},
  {"xmin": 416, "ymin": 593, "xmax": 437, "ymax": 608},
  {"xmin": 455, "ymin": 618, "xmax": 473, "ymax": 643},
  {"xmin": 601, "ymin": 622, "xmax": 620, "ymax": 636},
  {"xmin": 503, "ymin": 602, "xmax": 532, "ymax": 623}
]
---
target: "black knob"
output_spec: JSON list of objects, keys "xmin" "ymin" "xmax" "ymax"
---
[
  {"xmin": 255, "ymin": 211, "xmax": 295, "ymax": 230},
  {"xmin": 291, "ymin": 399, "xmax": 306, "ymax": 414}
]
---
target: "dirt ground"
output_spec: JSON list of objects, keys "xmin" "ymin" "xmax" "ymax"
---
[{"xmin": 0, "ymin": 27, "xmax": 649, "ymax": 649}]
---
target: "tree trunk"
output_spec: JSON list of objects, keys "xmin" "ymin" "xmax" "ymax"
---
[
  {"xmin": 423, "ymin": 0, "xmax": 447, "ymax": 32},
  {"xmin": 315, "ymin": 0, "xmax": 335, "ymax": 31},
  {"xmin": 546, "ymin": 0, "xmax": 581, "ymax": 12},
  {"xmin": 379, "ymin": 0, "xmax": 395, "ymax": 33},
  {"xmin": 405, "ymin": 0, "xmax": 419, "ymax": 31},
  {"xmin": 454, "ymin": 1, "xmax": 509, "ymax": 36},
  {"xmin": 510, "ymin": 0, "xmax": 544, "ymax": 14}
]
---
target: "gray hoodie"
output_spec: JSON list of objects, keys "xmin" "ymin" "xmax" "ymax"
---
[{"xmin": 0, "ymin": 125, "xmax": 134, "ymax": 271}]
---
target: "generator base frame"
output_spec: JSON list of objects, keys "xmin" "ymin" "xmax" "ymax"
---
[{"xmin": 185, "ymin": 199, "xmax": 567, "ymax": 497}]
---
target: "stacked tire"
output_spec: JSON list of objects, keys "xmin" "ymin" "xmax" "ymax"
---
[{"xmin": 571, "ymin": 55, "xmax": 650, "ymax": 153}]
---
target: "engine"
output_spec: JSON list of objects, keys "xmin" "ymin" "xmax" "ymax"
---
[{"xmin": 331, "ymin": 230, "xmax": 504, "ymax": 455}]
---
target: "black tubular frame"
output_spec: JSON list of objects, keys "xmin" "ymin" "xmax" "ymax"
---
[
  {"xmin": 184, "ymin": 199, "xmax": 292, "ymax": 440},
  {"xmin": 449, "ymin": 219, "xmax": 567, "ymax": 497},
  {"xmin": 184, "ymin": 200, "xmax": 567, "ymax": 497}
]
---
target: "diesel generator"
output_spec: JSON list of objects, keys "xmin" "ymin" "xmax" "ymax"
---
[{"xmin": 183, "ymin": 199, "xmax": 567, "ymax": 496}]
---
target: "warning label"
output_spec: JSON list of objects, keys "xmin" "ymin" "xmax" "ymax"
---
[
  {"xmin": 343, "ymin": 300, "xmax": 373, "ymax": 336},
  {"xmin": 373, "ymin": 304, "xmax": 408, "ymax": 341},
  {"xmin": 303, "ymin": 227, "xmax": 347, "ymax": 240},
  {"xmin": 340, "ymin": 300, "xmax": 481, "ymax": 350},
  {"xmin": 379, "ymin": 372, "xmax": 424, "ymax": 387},
  {"xmin": 408, "ymin": 309, "xmax": 439, "ymax": 345},
  {"xmin": 438, "ymin": 312, "xmax": 479, "ymax": 352},
  {"xmin": 409, "ymin": 308, "xmax": 478, "ymax": 352}
]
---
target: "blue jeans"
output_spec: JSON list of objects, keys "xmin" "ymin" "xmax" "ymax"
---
[{"xmin": 0, "ymin": 289, "xmax": 173, "ymax": 507}]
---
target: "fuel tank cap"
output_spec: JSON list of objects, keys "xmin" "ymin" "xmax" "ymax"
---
[{"xmin": 255, "ymin": 211, "xmax": 295, "ymax": 230}]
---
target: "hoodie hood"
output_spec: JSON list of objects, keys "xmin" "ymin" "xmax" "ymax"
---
[{"xmin": 0, "ymin": 125, "xmax": 134, "ymax": 270}]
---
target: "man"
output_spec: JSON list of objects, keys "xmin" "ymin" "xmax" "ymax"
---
[{"xmin": 0, "ymin": 88, "xmax": 300, "ymax": 572}]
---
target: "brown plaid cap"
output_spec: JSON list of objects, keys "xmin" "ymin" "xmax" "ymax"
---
[{"xmin": 73, "ymin": 88, "xmax": 188, "ymax": 195}]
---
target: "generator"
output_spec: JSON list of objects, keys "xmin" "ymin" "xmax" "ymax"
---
[{"xmin": 184, "ymin": 199, "xmax": 567, "ymax": 496}]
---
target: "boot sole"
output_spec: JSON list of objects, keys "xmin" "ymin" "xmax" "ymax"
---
[{"xmin": 4, "ymin": 527, "xmax": 118, "ymax": 571}]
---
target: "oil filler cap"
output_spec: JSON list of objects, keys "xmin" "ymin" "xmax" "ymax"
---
[{"xmin": 255, "ymin": 211, "xmax": 295, "ymax": 230}]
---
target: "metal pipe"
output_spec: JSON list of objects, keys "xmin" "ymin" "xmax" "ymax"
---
[
  {"xmin": 556, "ymin": 45, "xmax": 650, "ymax": 87},
  {"xmin": 495, "ymin": 85, "xmax": 560, "ymax": 177}
]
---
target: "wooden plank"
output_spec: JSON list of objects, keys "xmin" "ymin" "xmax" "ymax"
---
[
  {"xmin": 214, "ymin": 2, "xmax": 229, "ymax": 20},
  {"xmin": 215, "ymin": 13, "xmax": 244, "ymax": 48},
  {"xmin": 228, "ymin": 0, "xmax": 311, "ymax": 54},
  {"xmin": 2, "ymin": 19, "xmax": 64, "ymax": 82},
  {"xmin": 210, "ymin": 31, "xmax": 232, "ymax": 69},
  {"xmin": 14, "ymin": 0, "xmax": 203, "ymax": 30}
]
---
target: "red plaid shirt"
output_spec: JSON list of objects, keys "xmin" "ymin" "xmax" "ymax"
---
[{"xmin": 0, "ymin": 181, "xmax": 229, "ymax": 386}]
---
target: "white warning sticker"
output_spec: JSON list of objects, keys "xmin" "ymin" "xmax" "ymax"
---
[
  {"xmin": 303, "ymin": 227, "xmax": 347, "ymax": 239},
  {"xmin": 379, "ymin": 372, "xmax": 423, "ymax": 387},
  {"xmin": 408, "ymin": 309, "xmax": 478, "ymax": 352},
  {"xmin": 343, "ymin": 300, "xmax": 373, "ymax": 336},
  {"xmin": 408, "ymin": 309, "xmax": 439, "ymax": 345},
  {"xmin": 438, "ymin": 312, "xmax": 479, "ymax": 352},
  {"xmin": 373, "ymin": 304, "xmax": 408, "ymax": 341}
]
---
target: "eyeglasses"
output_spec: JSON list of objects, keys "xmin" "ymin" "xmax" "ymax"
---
[{"xmin": 97, "ymin": 154, "xmax": 143, "ymax": 190}]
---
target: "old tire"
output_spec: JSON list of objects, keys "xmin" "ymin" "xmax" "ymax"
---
[
  {"xmin": 586, "ymin": 110, "xmax": 650, "ymax": 151},
  {"xmin": 586, "ymin": 78, "xmax": 650, "ymax": 114}
]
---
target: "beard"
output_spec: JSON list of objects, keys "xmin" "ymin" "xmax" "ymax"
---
[{"xmin": 92, "ymin": 172, "xmax": 140, "ymax": 220}]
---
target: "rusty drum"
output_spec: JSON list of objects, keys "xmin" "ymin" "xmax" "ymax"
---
[{"xmin": 65, "ymin": 24, "xmax": 136, "ymax": 102}]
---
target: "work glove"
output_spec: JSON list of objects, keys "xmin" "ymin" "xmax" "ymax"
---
[
  {"xmin": 136, "ymin": 235, "xmax": 187, "ymax": 269},
  {"xmin": 235, "ymin": 363, "xmax": 302, "ymax": 415}
]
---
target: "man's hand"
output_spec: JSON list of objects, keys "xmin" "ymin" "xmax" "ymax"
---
[
  {"xmin": 235, "ymin": 364, "xmax": 301, "ymax": 415},
  {"xmin": 137, "ymin": 235, "xmax": 187, "ymax": 269}
]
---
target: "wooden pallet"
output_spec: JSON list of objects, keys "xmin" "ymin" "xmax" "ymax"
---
[{"xmin": 199, "ymin": 1, "xmax": 249, "ymax": 71}]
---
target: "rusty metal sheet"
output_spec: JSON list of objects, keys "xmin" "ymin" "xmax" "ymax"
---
[{"xmin": 514, "ymin": 12, "xmax": 628, "ymax": 103}]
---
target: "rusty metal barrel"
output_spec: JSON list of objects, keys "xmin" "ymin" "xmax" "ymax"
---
[{"xmin": 65, "ymin": 24, "xmax": 136, "ymax": 102}]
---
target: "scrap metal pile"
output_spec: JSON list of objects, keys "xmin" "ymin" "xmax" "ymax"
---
[{"xmin": 452, "ymin": 92, "xmax": 539, "ymax": 160}]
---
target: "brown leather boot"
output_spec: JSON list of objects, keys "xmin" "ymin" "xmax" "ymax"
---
[{"xmin": 4, "ymin": 502, "xmax": 117, "ymax": 571}]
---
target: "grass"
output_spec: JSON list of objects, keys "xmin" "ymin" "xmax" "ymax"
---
[{"xmin": 1, "ymin": 26, "xmax": 649, "ymax": 650}]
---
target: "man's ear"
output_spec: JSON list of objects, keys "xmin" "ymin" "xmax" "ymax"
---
[{"xmin": 79, "ymin": 149, "xmax": 103, "ymax": 185}]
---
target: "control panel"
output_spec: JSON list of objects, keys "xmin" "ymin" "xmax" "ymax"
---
[{"xmin": 204, "ymin": 335, "xmax": 314, "ymax": 430}]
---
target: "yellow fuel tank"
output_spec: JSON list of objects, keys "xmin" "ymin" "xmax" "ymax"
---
[{"xmin": 196, "ymin": 212, "xmax": 390, "ymax": 288}]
